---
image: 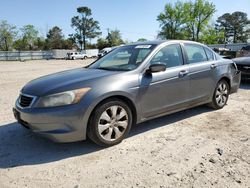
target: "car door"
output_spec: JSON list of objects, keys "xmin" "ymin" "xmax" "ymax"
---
[
  {"xmin": 139, "ymin": 43, "xmax": 190, "ymax": 118},
  {"xmin": 183, "ymin": 43, "xmax": 217, "ymax": 102}
]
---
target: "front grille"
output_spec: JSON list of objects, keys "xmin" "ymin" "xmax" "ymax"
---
[{"xmin": 19, "ymin": 94, "xmax": 34, "ymax": 108}]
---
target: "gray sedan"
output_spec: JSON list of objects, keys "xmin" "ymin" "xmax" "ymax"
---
[{"xmin": 13, "ymin": 40, "xmax": 241, "ymax": 146}]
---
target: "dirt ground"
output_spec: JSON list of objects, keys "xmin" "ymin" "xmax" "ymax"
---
[{"xmin": 0, "ymin": 60, "xmax": 249, "ymax": 188}]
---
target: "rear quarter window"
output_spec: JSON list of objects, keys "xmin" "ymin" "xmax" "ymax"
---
[{"xmin": 204, "ymin": 47, "xmax": 215, "ymax": 61}]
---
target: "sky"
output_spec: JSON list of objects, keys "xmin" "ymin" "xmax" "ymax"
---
[{"xmin": 1, "ymin": 0, "xmax": 250, "ymax": 42}]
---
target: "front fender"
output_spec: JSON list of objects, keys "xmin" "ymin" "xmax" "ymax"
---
[{"xmin": 79, "ymin": 90, "xmax": 139, "ymax": 140}]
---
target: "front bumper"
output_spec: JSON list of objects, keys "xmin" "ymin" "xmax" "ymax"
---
[{"xmin": 13, "ymin": 102, "xmax": 89, "ymax": 143}]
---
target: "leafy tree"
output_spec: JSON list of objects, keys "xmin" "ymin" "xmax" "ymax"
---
[
  {"xmin": 71, "ymin": 6, "xmax": 101, "ymax": 50},
  {"xmin": 107, "ymin": 29, "xmax": 124, "ymax": 46},
  {"xmin": 200, "ymin": 26, "xmax": 224, "ymax": 44},
  {"xmin": 0, "ymin": 20, "xmax": 17, "ymax": 51},
  {"xmin": 96, "ymin": 38, "xmax": 109, "ymax": 50},
  {"xmin": 46, "ymin": 26, "xmax": 64, "ymax": 49},
  {"xmin": 246, "ymin": 28, "xmax": 250, "ymax": 43},
  {"xmin": 21, "ymin": 25, "xmax": 38, "ymax": 50},
  {"xmin": 123, "ymin": 39, "xmax": 132, "ymax": 44},
  {"xmin": 13, "ymin": 38, "xmax": 28, "ymax": 51},
  {"xmin": 62, "ymin": 38, "xmax": 77, "ymax": 50},
  {"xmin": 86, "ymin": 42, "xmax": 97, "ymax": 49},
  {"xmin": 157, "ymin": 0, "xmax": 215, "ymax": 42},
  {"xmin": 216, "ymin": 13, "xmax": 232, "ymax": 43},
  {"xmin": 157, "ymin": 1, "xmax": 187, "ymax": 39},
  {"xmin": 13, "ymin": 25, "xmax": 40, "ymax": 51},
  {"xmin": 96, "ymin": 29, "xmax": 124, "ymax": 49},
  {"xmin": 185, "ymin": 0, "xmax": 216, "ymax": 41},
  {"xmin": 217, "ymin": 11, "xmax": 250, "ymax": 43},
  {"xmin": 137, "ymin": 38, "xmax": 148, "ymax": 42},
  {"xmin": 35, "ymin": 37, "xmax": 47, "ymax": 50}
]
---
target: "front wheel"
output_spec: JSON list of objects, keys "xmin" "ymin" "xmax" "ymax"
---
[
  {"xmin": 209, "ymin": 79, "xmax": 229, "ymax": 109},
  {"xmin": 87, "ymin": 99, "xmax": 132, "ymax": 147}
]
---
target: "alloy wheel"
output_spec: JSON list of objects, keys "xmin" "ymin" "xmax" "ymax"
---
[
  {"xmin": 215, "ymin": 82, "xmax": 229, "ymax": 107},
  {"xmin": 98, "ymin": 105, "xmax": 128, "ymax": 141}
]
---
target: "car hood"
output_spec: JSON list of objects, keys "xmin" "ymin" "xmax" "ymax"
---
[
  {"xmin": 21, "ymin": 68, "xmax": 119, "ymax": 96},
  {"xmin": 233, "ymin": 57, "xmax": 250, "ymax": 65}
]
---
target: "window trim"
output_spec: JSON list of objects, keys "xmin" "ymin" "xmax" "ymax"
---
[
  {"xmin": 203, "ymin": 46, "xmax": 216, "ymax": 61},
  {"xmin": 183, "ymin": 43, "xmax": 209, "ymax": 64},
  {"xmin": 143, "ymin": 43, "xmax": 185, "ymax": 72}
]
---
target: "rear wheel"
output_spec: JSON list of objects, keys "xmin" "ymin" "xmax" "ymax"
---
[
  {"xmin": 209, "ymin": 79, "xmax": 229, "ymax": 109},
  {"xmin": 87, "ymin": 99, "xmax": 132, "ymax": 147}
]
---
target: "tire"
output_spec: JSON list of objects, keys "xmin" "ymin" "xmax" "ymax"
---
[
  {"xmin": 209, "ymin": 79, "xmax": 230, "ymax": 109},
  {"xmin": 87, "ymin": 99, "xmax": 132, "ymax": 147}
]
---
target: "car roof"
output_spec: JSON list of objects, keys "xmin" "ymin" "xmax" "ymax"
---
[{"xmin": 127, "ymin": 40, "xmax": 206, "ymax": 47}]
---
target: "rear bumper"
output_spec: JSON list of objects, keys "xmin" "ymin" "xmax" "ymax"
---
[
  {"xmin": 230, "ymin": 70, "xmax": 241, "ymax": 94},
  {"xmin": 13, "ymin": 102, "xmax": 89, "ymax": 143}
]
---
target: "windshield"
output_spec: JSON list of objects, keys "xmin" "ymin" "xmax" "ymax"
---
[{"xmin": 89, "ymin": 45, "xmax": 156, "ymax": 71}]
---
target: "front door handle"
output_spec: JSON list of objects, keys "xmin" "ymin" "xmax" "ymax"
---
[
  {"xmin": 179, "ymin": 70, "xmax": 189, "ymax": 77},
  {"xmin": 211, "ymin": 64, "xmax": 217, "ymax": 69}
]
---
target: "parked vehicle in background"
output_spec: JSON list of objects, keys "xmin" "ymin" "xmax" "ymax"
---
[
  {"xmin": 52, "ymin": 49, "xmax": 73, "ymax": 59},
  {"xmin": 98, "ymin": 47, "xmax": 113, "ymax": 58},
  {"xmin": 13, "ymin": 40, "xmax": 241, "ymax": 147},
  {"xmin": 83, "ymin": 49, "xmax": 99, "ymax": 58},
  {"xmin": 213, "ymin": 48, "xmax": 237, "ymax": 59},
  {"xmin": 239, "ymin": 45, "xmax": 250, "ymax": 57},
  {"xmin": 67, "ymin": 52, "xmax": 88, "ymax": 60},
  {"xmin": 233, "ymin": 54, "xmax": 250, "ymax": 81},
  {"xmin": 241, "ymin": 45, "xmax": 250, "ymax": 51}
]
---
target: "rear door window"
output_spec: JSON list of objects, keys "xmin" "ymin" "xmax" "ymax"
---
[{"xmin": 184, "ymin": 44, "xmax": 208, "ymax": 64}]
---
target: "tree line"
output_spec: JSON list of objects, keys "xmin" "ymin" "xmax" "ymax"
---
[
  {"xmin": 157, "ymin": 0, "xmax": 250, "ymax": 44},
  {"xmin": 0, "ymin": 6, "xmax": 125, "ymax": 51},
  {"xmin": 0, "ymin": 0, "xmax": 250, "ymax": 51}
]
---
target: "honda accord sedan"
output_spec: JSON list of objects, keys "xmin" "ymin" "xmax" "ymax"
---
[{"xmin": 13, "ymin": 40, "xmax": 241, "ymax": 146}]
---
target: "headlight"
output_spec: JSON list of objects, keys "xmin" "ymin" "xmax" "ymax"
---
[{"xmin": 36, "ymin": 88, "xmax": 91, "ymax": 107}]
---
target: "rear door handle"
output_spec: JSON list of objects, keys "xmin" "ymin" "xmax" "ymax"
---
[
  {"xmin": 179, "ymin": 70, "xmax": 189, "ymax": 77},
  {"xmin": 211, "ymin": 64, "xmax": 217, "ymax": 69}
]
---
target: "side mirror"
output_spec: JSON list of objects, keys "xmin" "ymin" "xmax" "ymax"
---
[{"xmin": 147, "ymin": 63, "xmax": 166, "ymax": 73}]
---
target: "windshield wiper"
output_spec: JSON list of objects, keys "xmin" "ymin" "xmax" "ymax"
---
[
  {"xmin": 96, "ymin": 67, "xmax": 116, "ymax": 71},
  {"xmin": 96, "ymin": 67, "xmax": 128, "ymax": 71}
]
